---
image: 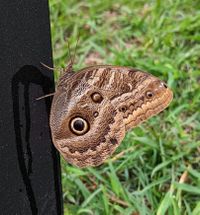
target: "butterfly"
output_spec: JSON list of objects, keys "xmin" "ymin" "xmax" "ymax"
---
[{"xmin": 40, "ymin": 40, "xmax": 173, "ymax": 168}]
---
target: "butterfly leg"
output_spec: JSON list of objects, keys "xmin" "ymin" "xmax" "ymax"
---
[
  {"xmin": 40, "ymin": 62, "xmax": 65, "ymax": 74},
  {"xmin": 36, "ymin": 92, "xmax": 55, "ymax": 101}
]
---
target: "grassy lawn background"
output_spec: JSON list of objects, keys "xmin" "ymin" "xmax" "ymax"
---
[{"xmin": 49, "ymin": 0, "xmax": 200, "ymax": 214}]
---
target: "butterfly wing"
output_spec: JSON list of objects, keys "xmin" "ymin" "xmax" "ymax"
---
[
  {"xmin": 50, "ymin": 67, "xmax": 126, "ymax": 167},
  {"xmin": 50, "ymin": 65, "xmax": 173, "ymax": 167}
]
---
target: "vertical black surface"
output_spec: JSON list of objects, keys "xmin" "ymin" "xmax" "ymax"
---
[{"xmin": 0, "ymin": 1, "xmax": 63, "ymax": 214}]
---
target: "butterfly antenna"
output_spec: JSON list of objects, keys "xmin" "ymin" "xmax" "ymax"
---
[
  {"xmin": 63, "ymin": 34, "xmax": 80, "ymax": 74},
  {"xmin": 67, "ymin": 39, "xmax": 72, "ymax": 65},
  {"xmin": 71, "ymin": 33, "xmax": 80, "ymax": 67}
]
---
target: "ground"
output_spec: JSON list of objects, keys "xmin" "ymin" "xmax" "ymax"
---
[{"xmin": 49, "ymin": 0, "xmax": 200, "ymax": 214}]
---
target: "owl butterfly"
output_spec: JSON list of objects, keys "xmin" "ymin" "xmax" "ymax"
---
[{"xmin": 49, "ymin": 56, "xmax": 173, "ymax": 168}]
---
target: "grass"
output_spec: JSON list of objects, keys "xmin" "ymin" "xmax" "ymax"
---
[{"xmin": 49, "ymin": 0, "xmax": 200, "ymax": 214}]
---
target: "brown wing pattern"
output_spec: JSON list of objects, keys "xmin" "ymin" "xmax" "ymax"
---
[{"xmin": 50, "ymin": 66, "xmax": 173, "ymax": 167}]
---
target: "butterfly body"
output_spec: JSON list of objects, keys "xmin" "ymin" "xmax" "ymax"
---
[{"xmin": 50, "ymin": 65, "xmax": 173, "ymax": 167}]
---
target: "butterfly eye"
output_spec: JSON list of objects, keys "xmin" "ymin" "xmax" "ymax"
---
[
  {"xmin": 70, "ymin": 117, "xmax": 89, "ymax": 135},
  {"xmin": 91, "ymin": 92, "xmax": 103, "ymax": 103},
  {"xmin": 161, "ymin": 82, "xmax": 168, "ymax": 88},
  {"xmin": 145, "ymin": 91, "xmax": 153, "ymax": 98}
]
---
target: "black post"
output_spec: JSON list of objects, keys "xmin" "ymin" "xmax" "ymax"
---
[{"xmin": 0, "ymin": 1, "xmax": 63, "ymax": 214}]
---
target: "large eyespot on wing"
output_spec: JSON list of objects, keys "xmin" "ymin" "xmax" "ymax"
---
[
  {"xmin": 50, "ymin": 98, "xmax": 126, "ymax": 168},
  {"xmin": 70, "ymin": 117, "xmax": 89, "ymax": 135}
]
